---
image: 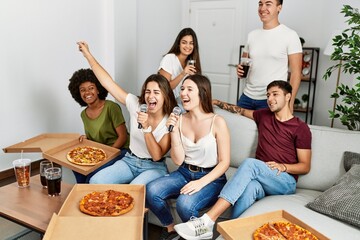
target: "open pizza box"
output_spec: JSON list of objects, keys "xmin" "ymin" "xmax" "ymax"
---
[
  {"xmin": 43, "ymin": 184, "xmax": 145, "ymax": 240},
  {"xmin": 3, "ymin": 133, "xmax": 120, "ymax": 175},
  {"xmin": 217, "ymin": 210, "xmax": 329, "ymax": 240}
]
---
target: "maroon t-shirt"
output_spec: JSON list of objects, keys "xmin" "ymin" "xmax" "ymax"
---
[{"xmin": 253, "ymin": 109, "xmax": 311, "ymax": 180}]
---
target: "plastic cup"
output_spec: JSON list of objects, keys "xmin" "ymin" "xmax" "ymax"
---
[
  {"xmin": 13, "ymin": 159, "xmax": 31, "ymax": 188},
  {"xmin": 45, "ymin": 167, "xmax": 62, "ymax": 197}
]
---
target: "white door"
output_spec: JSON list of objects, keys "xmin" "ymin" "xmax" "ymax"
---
[{"xmin": 189, "ymin": 0, "xmax": 246, "ymax": 103}]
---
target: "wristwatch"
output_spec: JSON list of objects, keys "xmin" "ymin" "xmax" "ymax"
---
[{"xmin": 141, "ymin": 126, "xmax": 152, "ymax": 133}]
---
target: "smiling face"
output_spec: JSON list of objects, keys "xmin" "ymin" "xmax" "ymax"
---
[
  {"xmin": 144, "ymin": 81, "xmax": 165, "ymax": 113},
  {"xmin": 79, "ymin": 81, "xmax": 99, "ymax": 105},
  {"xmin": 179, "ymin": 35, "xmax": 194, "ymax": 57},
  {"xmin": 258, "ymin": 0, "xmax": 282, "ymax": 26},
  {"xmin": 266, "ymin": 86, "xmax": 291, "ymax": 113},
  {"xmin": 180, "ymin": 79, "xmax": 200, "ymax": 111}
]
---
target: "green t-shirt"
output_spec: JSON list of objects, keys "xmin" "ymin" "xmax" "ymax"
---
[{"xmin": 81, "ymin": 100, "xmax": 130, "ymax": 149}]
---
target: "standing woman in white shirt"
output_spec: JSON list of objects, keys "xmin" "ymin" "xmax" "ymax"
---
[
  {"xmin": 77, "ymin": 41, "xmax": 177, "ymax": 185},
  {"xmin": 158, "ymin": 28, "xmax": 202, "ymax": 111}
]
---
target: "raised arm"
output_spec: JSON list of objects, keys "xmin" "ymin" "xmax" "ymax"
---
[
  {"xmin": 213, "ymin": 99, "xmax": 254, "ymax": 120},
  {"xmin": 77, "ymin": 41, "xmax": 128, "ymax": 105}
]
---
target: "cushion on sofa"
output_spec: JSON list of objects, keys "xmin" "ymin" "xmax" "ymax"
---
[
  {"xmin": 306, "ymin": 152, "xmax": 360, "ymax": 228},
  {"xmin": 343, "ymin": 151, "xmax": 360, "ymax": 172}
]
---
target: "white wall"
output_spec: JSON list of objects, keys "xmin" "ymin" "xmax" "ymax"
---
[
  {"xmin": 136, "ymin": 0, "xmax": 183, "ymax": 87},
  {"xmin": 0, "ymin": 0, "xmax": 115, "ymax": 170}
]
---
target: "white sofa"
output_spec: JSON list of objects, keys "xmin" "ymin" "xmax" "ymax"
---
[{"xmin": 148, "ymin": 108, "xmax": 360, "ymax": 239}]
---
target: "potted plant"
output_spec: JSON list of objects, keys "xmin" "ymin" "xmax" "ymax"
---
[
  {"xmin": 301, "ymin": 94, "xmax": 309, "ymax": 108},
  {"xmin": 294, "ymin": 98, "xmax": 301, "ymax": 109},
  {"xmin": 323, "ymin": 5, "xmax": 360, "ymax": 131}
]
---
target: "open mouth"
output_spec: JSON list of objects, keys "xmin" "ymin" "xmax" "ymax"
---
[{"xmin": 148, "ymin": 101, "xmax": 157, "ymax": 110}]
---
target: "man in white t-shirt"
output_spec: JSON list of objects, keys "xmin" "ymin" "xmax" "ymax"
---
[{"xmin": 237, "ymin": 0, "xmax": 302, "ymax": 112}]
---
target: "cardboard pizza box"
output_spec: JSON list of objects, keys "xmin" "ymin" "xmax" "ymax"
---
[
  {"xmin": 58, "ymin": 184, "xmax": 145, "ymax": 217},
  {"xmin": 2, "ymin": 133, "xmax": 80, "ymax": 153},
  {"xmin": 3, "ymin": 133, "xmax": 120, "ymax": 175},
  {"xmin": 43, "ymin": 214, "xmax": 142, "ymax": 240},
  {"xmin": 43, "ymin": 184, "xmax": 145, "ymax": 240},
  {"xmin": 217, "ymin": 210, "xmax": 329, "ymax": 240},
  {"xmin": 42, "ymin": 138, "xmax": 120, "ymax": 175}
]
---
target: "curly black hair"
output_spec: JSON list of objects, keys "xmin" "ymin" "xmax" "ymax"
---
[{"xmin": 68, "ymin": 69, "xmax": 108, "ymax": 107}]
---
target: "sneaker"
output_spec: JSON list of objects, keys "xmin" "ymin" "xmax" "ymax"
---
[
  {"xmin": 174, "ymin": 215, "xmax": 214, "ymax": 240},
  {"xmin": 159, "ymin": 228, "xmax": 180, "ymax": 240}
]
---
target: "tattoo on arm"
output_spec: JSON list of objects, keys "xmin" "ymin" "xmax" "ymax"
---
[{"xmin": 216, "ymin": 101, "xmax": 244, "ymax": 115}]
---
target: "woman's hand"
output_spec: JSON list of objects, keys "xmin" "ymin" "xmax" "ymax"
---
[
  {"xmin": 77, "ymin": 41, "xmax": 91, "ymax": 58},
  {"xmin": 182, "ymin": 65, "xmax": 197, "ymax": 76},
  {"xmin": 137, "ymin": 110, "xmax": 149, "ymax": 129},
  {"xmin": 79, "ymin": 135, "xmax": 87, "ymax": 142},
  {"xmin": 180, "ymin": 179, "xmax": 206, "ymax": 195},
  {"xmin": 166, "ymin": 112, "xmax": 180, "ymax": 132}
]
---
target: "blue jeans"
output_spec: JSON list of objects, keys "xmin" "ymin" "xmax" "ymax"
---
[
  {"xmin": 73, "ymin": 148, "xmax": 128, "ymax": 183},
  {"xmin": 237, "ymin": 94, "xmax": 268, "ymax": 110},
  {"xmin": 146, "ymin": 165, "xmax": 227, "ymax": 226},
  {"xmin": 89, "ymin": 152, "xmax": 168, "ymax": 185},
  {"xmin": 219, "ymin": 158, "xmax": 296, "ymax": 219}
]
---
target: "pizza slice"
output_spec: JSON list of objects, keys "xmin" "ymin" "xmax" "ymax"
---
[
  {"xmin": 273, "ymin": 221, "xmax": 319, "ymax": 240},
  {"xmin": 253, "ymin": 223, "xmax": 286, "ymax": 240}
]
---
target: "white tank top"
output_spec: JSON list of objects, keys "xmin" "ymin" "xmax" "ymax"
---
[{"xmin": 180, "ymin": 114, "xmax": 218, "ymax": 168}]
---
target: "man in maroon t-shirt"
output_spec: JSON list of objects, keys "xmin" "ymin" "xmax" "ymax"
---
[{"xmin": 175, "ymin": 80, "xmax": 312, "ymax": 240}]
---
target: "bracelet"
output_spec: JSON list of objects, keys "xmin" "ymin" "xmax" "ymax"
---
[{"xmin": 282, "ymin": 163, "xmax": 287, "ymax": 172}]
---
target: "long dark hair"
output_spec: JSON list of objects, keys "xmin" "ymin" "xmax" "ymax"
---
[
  {"xmin": 68, "ymin": 68, "xmax": 108, "ymax": 107},
  {"xmin": 183, "ymin": 74, "xmax": 213, "ymax": 113},
  {"xmin": 167, "ymin": 28, "xmax": 202, "ymax": 74},
  {"xmin": 138, "ymin": 74, "xmax": 177, "ymax": 115}
]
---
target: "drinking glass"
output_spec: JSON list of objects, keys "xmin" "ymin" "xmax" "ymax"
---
[
  {"xmin": 45, "ymin": 167, "xmax": 62, "ymax": 197},
  {"xmin": 40, "ymin": 160, "xmax": 53, "ymax": 188},
  {"xmin": 187, "ymin": 59, "xmax": 196, "ymax": 66},
  {"xmin": 240, "ymin": 58, "xmax": 252, "ymax": 79}
]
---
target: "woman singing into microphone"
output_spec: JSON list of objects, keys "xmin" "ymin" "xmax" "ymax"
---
[
  {"xmin": 77, "ymin": 41, "xmax": 177, "ymax": 185},
  {"xmin": 146, "ymin": 75, "xmax": 230, "ymax": 239}
]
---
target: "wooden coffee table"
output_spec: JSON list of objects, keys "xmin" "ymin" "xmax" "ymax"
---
[
  {"xmin": 0, "ymin": 175, "xmax": 149, "ymax": 240},
  {"xmin": 0, "ymin": 175, "xmax": 73, "ymax": 233}
]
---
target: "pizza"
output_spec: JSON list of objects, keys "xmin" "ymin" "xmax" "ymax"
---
[
  {"xmin": 66, "ymin": 146, "xmax": 106, "ymax": 166},
  {"xmin": 79, "ymin": 190, "xmax": 134, "ymax": 216},
  {"xmin": 254, "ymin": 223, "xmax": 286, "ymax": 240},
  {"xmin": 253, "ymin": 221, "xmax": 319, "ymax": 240}
]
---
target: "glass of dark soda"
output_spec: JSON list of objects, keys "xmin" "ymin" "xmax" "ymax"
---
[
  {"xmin": 40, "ymin": 160, "xmax": 52, "ymax": 188},
  {"xmin": 45, "ymin": 167, "xmax": 62, "ymax": 197},
  {"xmin": 240, "ymin": 57, "xmax": 252, "ymax": 79}
]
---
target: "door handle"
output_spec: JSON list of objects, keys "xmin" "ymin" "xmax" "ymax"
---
[{"xmin": 228, "ymin": 64, "xmax": 238, "ymax": 68}]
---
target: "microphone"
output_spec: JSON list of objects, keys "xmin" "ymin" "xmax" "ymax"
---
[
  {"xmin": 168, "ymin": 106, "xmax": 182, "ymax": 132},
  {"xmin": 138, "ymin": 104, "xmax": 148, "ymax": 129}
]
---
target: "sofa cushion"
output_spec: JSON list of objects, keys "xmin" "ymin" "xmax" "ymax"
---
[
  {"xmin": 306, "ymin": 155, "xmax": 360, "ymax": 228},
  {"xmin": 297, "ymin": 125, "xmax": 360, "ymax": 191},
  {"xmin": 214, "ymin": 108, "xmax": 257, "ymax": 168},
  {"xmin": 343, "ymin": 151, "xmax": 360, "ymax": 172}
]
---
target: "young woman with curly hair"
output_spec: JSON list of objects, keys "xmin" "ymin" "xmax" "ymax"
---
[{"xmin": 68, "ymin": 68, "xmax": 130, "ymax": 183}]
